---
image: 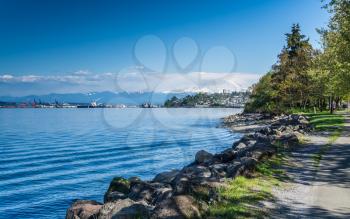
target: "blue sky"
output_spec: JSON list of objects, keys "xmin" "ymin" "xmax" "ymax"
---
[{"xmin": 0, "ymin": 0, "xmax": 330, "ymax": 95}]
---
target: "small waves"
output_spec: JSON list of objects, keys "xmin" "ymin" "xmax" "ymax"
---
[{"xmin": 0, "ymin": 108, "xmax": 242, "ymax": 219}]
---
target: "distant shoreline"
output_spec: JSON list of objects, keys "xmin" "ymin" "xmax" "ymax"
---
[{"xmin": 0, "ymin": 106, "xmax": 245, "ymax": 109}]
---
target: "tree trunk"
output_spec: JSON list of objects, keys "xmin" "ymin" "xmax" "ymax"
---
[
  {"xmin": 335, "ymin": 96, "xmax": 340, "ymax": 110},
  {"xmin": 318, "ymin": 98, "xmax": 322, "ymax": 112},
  {"xmin": 330, "ymin": 96, "xmax": 334, "ymax": 114}
]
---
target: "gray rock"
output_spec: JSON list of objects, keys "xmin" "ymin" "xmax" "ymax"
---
[
  {"xmin": 253, "ymin": 132, "xmax": 270, "ymax": 142},
  {"xmin": 172, "ymin": 195, "xmax": 202, "ymax": 218},
  {"xmin": 104, "ymin": 177, "xmax": 130, "ymax": 203},
  {"xmin": 66, "ymin": 200, "xmax": 102, "ymax": 219},
  {"xmin": 210, "ymin": 163, "xmax": 228, "ymax": 172},
  {"xmin": 128, "ymin": 181, "xmax": 173, "ymax": 205},
  {"xmin": 151, "ymin": 195, "xmax": 202, "ymax": 219},
  {"xmin": 246, "ymin": 140, "xmax": 257, "ymax": 147},
  {"xmin": 195, "ymin": 150, "xmax": 213, "ymax": 164},
  {"xmin": 235, "ymin": 142, "xmax": 247, "ymax": 150},
  {"xmin": 152, "ymin": 186, "xmax": 173, "ymax": 205},
  {"xmin": 250, "ymin": 147, "xmax": 274, "ymax": 161},
  {"xmin": 182, "ymin": 165, "xmax": 212, "ymax": 179},
  {"xmin": 241, "ymin": 157, "xmax": 258, "ymax": 169},
  {"xmin": 98, "ymin": 198, "xmax": 150, "ymax": 219},
  {"xmin": 234, "ymin": 143, "xmax": 254, "ymax": 158},
  {"xmin": 227, "ymin": 157, "xmax": 259, "ymax": 178},
  {"xmin": 226, "ymin": 161, "xmax": 243, "ymax": 178},
  {"xmin": 260, "ymin": 126, "xmax": 273, "ymax": 135},
  {"xmin": 153, "ymin": 170, "xmax": 180, "ymax": 184},
  {"xmin": 151, "ymin": 198, "xmax": 183, "ymax": 219},
  {"xmin": 215, "ymin": 148, "xmax": 236, "ymax": 162},
  {"xmin": 209, "ymin": 163, "xmax": 228, "ymax": 178},
  {"xmin": 129, "ymin": 176, "xmax": 142, "ymax": 184},
  {"xmin": 104, "ymin": 191, "xmax": 127, "ymax": 203},
  {"xmin": 128, "ymin": 181, "xmax": 155, "ymax": 204},
  {"xmin": 172, "ymin": 175, "xmax": 191, "ymax": 195},
  {"xmin": 277, "ymin": 132, "xmax": 299, "ymax": 147},
  {"xmin": 299, "ymin": 117, "xmax": 309, "ymax": 125}
]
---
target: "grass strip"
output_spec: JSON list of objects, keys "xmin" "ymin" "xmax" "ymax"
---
[
  {"xmin": 308, "ymin": 112, "xmax": 345, "ymax": 166},
  {"xmin": 208, "ymin": 155, "xmax": 287, "ymax": 218}
]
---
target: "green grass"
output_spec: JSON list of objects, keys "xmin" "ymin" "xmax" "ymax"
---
[
  {"xmin": 308, "ymin": 112, "xmax": 344, "ymax": 131},
  {"xmin": 306, "ymin": 112, "xmax": 345, "ymax": 166},
  {"xmin": 255, "ymin": 154, "xmax": 287, "ymax": 178},
  {"xmin": 208, "ymin": 111, "xmax": 346, "ymax": 218},
  {"xmin": 208, "ymin": 176, "xmax": 273, "ymax": 218},
  {"xmin": 311, "ymin": 127, "xmax": 343, "ymax": 166},
  {"xmin": 208, "ymin": 156, "xmax": 286, "ymax": 218}
]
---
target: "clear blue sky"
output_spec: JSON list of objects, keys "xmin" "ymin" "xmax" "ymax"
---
[
  {"xmin": 0, "ymin": 0, "xmax": 331, "ymax": 96},
  {"xmin": 0, "ymin": 0, "xmax": 329, "ymax": 75}
]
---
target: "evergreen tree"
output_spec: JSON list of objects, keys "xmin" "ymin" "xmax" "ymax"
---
[{"xmin": 246, "ymin": 24, "xmax": 314, "ymax": 113}]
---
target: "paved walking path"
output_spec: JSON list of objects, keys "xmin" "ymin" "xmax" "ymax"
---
[
  {"xmin": 270, "ymin": 112, "xmax": 350, "ymax": 218},
  {"xmin": 311, "ymin": 112, "xmax": 350, "ymax": 217}
]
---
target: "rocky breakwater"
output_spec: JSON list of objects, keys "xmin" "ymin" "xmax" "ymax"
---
[
  {"xmin": 66, "ymin": 114, "xmax": 311, "ymax": 219},
  {"xmin": 223, "ymin": 113, "xmax": 274, "ymax": 133}
]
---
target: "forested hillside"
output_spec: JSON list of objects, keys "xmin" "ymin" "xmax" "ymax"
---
[{"xmin": 164, "ymin": 92, "xmax": 250, "ymax": 108}]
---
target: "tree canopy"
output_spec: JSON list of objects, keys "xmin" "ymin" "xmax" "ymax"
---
[{"xmin": 245, "ymin": 0, "xmax": 350, "ymax": 114}]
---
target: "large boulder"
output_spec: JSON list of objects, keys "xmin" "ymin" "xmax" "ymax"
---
[
  {"xmin": 173, "ymin": 195, "xmax": 202, "ymax": 218},
  {"xmin": 253, "ymin": 132, "xmax": 270, "ymax": 142},
  {"xmin": 250, "ymin": 147, "xmax": 272, "ymax": 161},
  {"xmin": 226, "ymin": 161, "xmax": 243, "ymax": 178},
  {"xmin": 128, "ymin": 180, "xmax": 173, "ymax": 205},
  {"xmin": 171, "ymin": 166, "xmax": 212, "ymax": 195},
  {"xmin": 98, "ymin": 198, "xmax": 150, "ymax": 219},
  {"xmin": 276, "ymin": 132, "xmax": 299, "ymax": 147},
  {"xmin": 128, "ymin": 181, "xmax": 155, "ymax": 203},
  {"xmin": 195, "ymin": 150, "xmax": 213, "ymax": 164},
  {"xmin": 172, "ymin": 175, "xmax": 191, "ymax": 195},
  {"xmin": 209, "ymin": 163, "xmax": 228, "ymax": 179},
  {"xmin": 260, "ymin": 126, "xmax": 273, "ymax": 135},
  {"xmin": 151, "ymin": 198, "xmax": 183, "ymax": 219},
  {"xmin": 151, "ymin": 195, "xmax": 203, "ymax": 219},
  {"xmin": 180, "ymin": 165, "xmax": 212, "ymax": 182},
  {"xmin": 153, "ymin": 170, "xmax": 180, "ymax": 184},
  {"xmin": 104, "ymin": 191, "xmax": 127, "ymax": 203},
  {"xmin": 235, "ymin": 142, "xmax": 247, "ymax": 150},
  {"xmin": 216, "ymin": 148, "xmax": 236, "ymax": 162},
  {"xmin": 240, "ymin": 157, "xmax": 258, "ymax": 173},
  {"xmin": 253, "ymin": 142, "xmax": 276, "ymax": 156},
  {"xmin": 66, "ymin": 200, "xmax": 102, "ymax": 219},
  {"xmin": 299, "ymin": 116, "xmax": 309, "ymax": 124},
  {"xmin": 234, "ymin": 142, "xmax": 253, "ymax": 158},
  {"xmin": 151, "ymin": 186, "xmax": 173, "ymax": 205},
  {"xmin": 104, "ymin": 177, "xmax": 130, "ymax": 203}
]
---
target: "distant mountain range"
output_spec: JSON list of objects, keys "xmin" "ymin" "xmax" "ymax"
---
[{"xmin": 0, "ymin": 91, "xmax": 192, "ymax": 105}]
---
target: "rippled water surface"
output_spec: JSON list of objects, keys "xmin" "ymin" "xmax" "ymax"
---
[{"xmin": 0, "ymin": 108, "xmax": 242, "ymax": 218}]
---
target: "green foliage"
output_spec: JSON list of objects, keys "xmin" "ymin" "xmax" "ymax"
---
[
  {"xmin": 208, "ymin": 176, "xmax": 273, "ymax": 218},
  {"xmin": 244, "ymin": 72, "xmax": 279, "ymax": 113},
  {"xmin": 255, "ymin": 155, "xmax": 286, "ymax": 177},
  {"xmin": 164, "ymin": 92, "xmax": 250, "ymax": 108},
  {"xmin": 246, "ymin": 24, "xmax": 315, "ymax": 113},
  {"xmin": 164, "ymin": 96, "xmax": 180, "ymax": 107},
  {"xmin": 246, "ymin": 1, "xmax": 350, "ymax": 114},
  {"xmin": 321, "ymin": 0, "xmax": 350, "ymax": 96},
  {"xmin": 208, "ymin": 155, "xmax": 286, "ymax": 218}
]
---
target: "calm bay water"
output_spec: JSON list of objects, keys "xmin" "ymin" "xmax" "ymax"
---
[{"xmin": 0, "ymin": 108, "xmax": 242, "ymax": 218}]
